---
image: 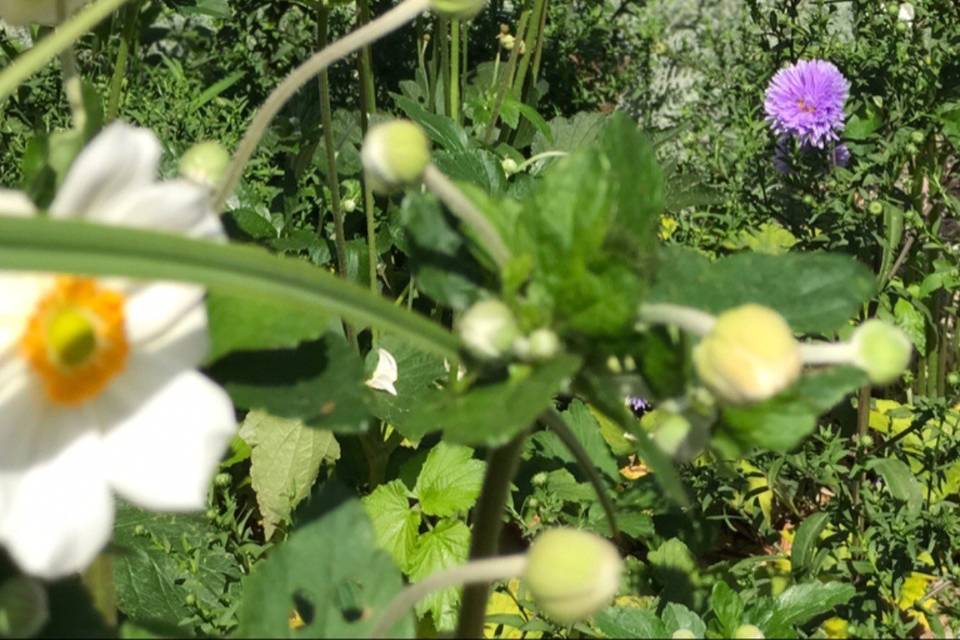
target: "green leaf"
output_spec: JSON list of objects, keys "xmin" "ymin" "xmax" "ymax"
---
[
  {"xmin": 529, "ymin": 400, "xmax": 619, "ymax": 480},
  {"xmin": 593, "ymin": 607, "xmax": 666, "ymax": 639},
  {"xmin": 650, "ymin": 248, "xmax": 876, "ymax": 333},
  {"xmin": 709, "ymin": 582, "xmax": 744, "ymax": 638},
  {"xmin": 113, "ymin": 504, "xmax": 242, "ymax": 634},
  {"xmin": 239, "ymin": 410, "xmax": 341, "ymax": 540},
  {"xmin": 209, "ymin": 334, "xmax": 370, "ymax": 433},
  {"xmin": 206, "ymin": 292, "xmax": 333, "ymax": 363},
  {"xmin": 791, "ymin": 512, "xmax": 831, "ymax": 577},
  {"xmin": 870, "ymin": 458, "xmax": 923, "ymax": 511},
  {"xmin": 393, "ymin": 94, "xmax": 470, "ymax": 151},
  {"xmin": 532, "ymin": 111, "xmax": 608, "ymax": 155},
  {"xmin": 720, "ymin": 367, "xmax": 867, "ymax": 452},
  {"xmin": 400, "ymin": 355, "xmax": 582, "ymax": 446},
  {"xmin": 236, "ymin": 483, "xmax": 410, "ymax": 638},
  {"xmin": 362, "ymin": 480, "xmax": 421, "ymax": 573},
  {"xmin": 661, "ymin": 602, "xmax": 706, "ymax": 637},
  {"xmin": 413, "ymin": 442, "xmax": 486, "ymax": 518},
  {"xmin": 762, "ymin": 582, "xmax": 855, "ymax": 636},
  {"xmin": 0, "ymin": 216, "xmax": 460, "ymax": 360},
  {"xmin": 433, "ymin": 149, "xmax": 507, "ymax": 195},
  {"xmin": 364, "ymin": 334, "xmax": 447, "ymax": 434},
  {"xmin": 407, "ymin": 519, "xmax": 471, "ymax": 631},
  {"xmin": 648, "ymin": 538, "xmax": 698, "ymax": 607}
]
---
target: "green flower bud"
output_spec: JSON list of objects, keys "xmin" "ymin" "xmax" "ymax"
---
[
  {"xmin": 361, "ymin": 120, "xmax": 431, "ymax": 193},
  {"xmin": 868, "ymin": 201, "xmax": 884, "ymax": 216},
  {"xmin": 214, "ymin": 472, "xmax": 232, "ymax": 487},
  {"xmin": 850, "ymin": 320, "xmax": 912, "ymax": 385},
  {"xmin": 458, "ymin": 299, "xmax": 520, "ymax": 361},
  {"xmin": 910, "ymin": 130, "xmax": 925, "ymax": 144},
  {"xmin": 531, "ymin": 471, "xmax": 548, "ymax": 486},
  {"xmin": 430, "ymin": 0, "xmax": 488, "ymax": 19},
  {"xmin": 734, "ymin": 624, "xmax": 765, "ymax": 639},
  {"xmin": 179, "ymin": 141, "xmax": 230, "ymax": 189},
  {"xmin": 948, "ymin": 372, "xmax": 960, "ymax": 386},
  {"xmin": 524, "ymin": 529, "xmax": 623, "ymax": 625},
  {"xmin": 342, "ymin": 198, "xmax": 357, "ymax": 213},
  {"xmin": 526, "ymin": 328, "xmax": 561, "ymax": 361},
  {"xmin": 693, "ymin": 304, "xmax": 801, "ymax": 405},
  {"xmin": 501, "ymin": 157, "xmax": 520, "ymax": 175},
  {"xmin": 672, "ymin": 630, "xmax": 697, "ymax": 640}
]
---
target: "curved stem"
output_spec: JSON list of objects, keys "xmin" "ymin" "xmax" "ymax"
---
[
  {"xmin": 373, "ymin": 554, "xmax": 528, "ymax": 637},
  {"xmin": 422, "ymin": 163, "xmax": 511, "ymax": 268},
  {"xmin": 516, "ymin": 150, "xmax": 568, "ymax": 173},
  {"xmin": 638, "ymin": 303, "xmax": 716, "ymax": 336},
  {"xmin": 213, "ymin": 0, "xmax": 430, "ymax": 211},
  {"xmin": 541, "ymin": 408, "xmax": 620, "ymax": 543},
  {"xmin": 456, "ymin": 429, "xmax": 529, "ymax": 638},
  {"xmin": 798, "ymin": 341, "xmax": 855, "ymax": 366},
  {"xmin": 0, "ymin": 0, "xmax": 132, "ymax": 103},
  {"xmin": 105, "ymin": 0, "xmax": 140, "ymax": 121}
]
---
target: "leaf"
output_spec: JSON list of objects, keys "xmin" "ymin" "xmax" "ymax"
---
[
  {"xmin": 762, "ymin": 582, "xmax": 855, "ymax": 636},
  {"xmin": 413, "ymin": 442, "xmax": 486, "ymax": 518},
  {"xmin": 593, "ymin": 607, "xmax": 666, "ymax": 639},
  {"xmin": 791, "ymin": 512, "xmax": 830, "ymax": 577},
  {"xmin": 206, "ymin": 292, "xmax": 333, "ymax": 363},
  {"xmin": 528, "ymin": 400, "xmax": 619, "ymax": 480},
  {"xmin": 401, "ymin": 354, "xmax": 582, "ymax": 446},
  {"xmin": 870, "ymin": 458, "xmax": 923, "ymax": 511},
  {"xmin": 709, "ymin": 582, "xmax": 744, "ymax": 638},
  {"xmin": 365, "ymin": 334, "xmax": 448, "ymax": 434},
  {"xmin": 209, "ymin": 334, "xmax": 371, "ymax": 433},
  {"xmin": 0, "ymin": 216, "xmax": 461, "ymax": 359},
  {"xmin": 661, "ymin": 602, "xmax": 706, "ymax": 637},
  {"xmin": 433, "ymin": 149, "xmax": 508, "ymax": 195},
  {"xmin": 648, "ymin": 539, "xmax": 698, "ymax": 607},
  {"xmin": 393, "ymin": 94, "xmax": 470, "ymax": 151},
  {"xmin": 240, "ymin": 410, "xmax": 341, "ymax": 540},
  {"xmin": 112, "ymin": 504, "xmax": 242, "ymax": 634},
  {"xmin": 720, "ymin": 367, "xmax": 867, "ymax": 452},
  {"xmin": 236, "ymin": 483, "xmax": 410, "ymax": 638},
  {"xmin": 407, "ymin": 519, "xmax": 471, "ymax": 631},
  {"xmin": 650, "ymin": 248, "xmax": 875, "ymax": 333},
  {"xmin": 362, "ymin": 480, "xmax": 421, "ymax": 573},
  {"xmin": 532, "ymin": 111, "xmax": 609, "ymax": 155}
]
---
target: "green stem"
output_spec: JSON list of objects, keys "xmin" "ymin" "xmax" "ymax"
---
[
  {"xmin": 455, "ymin": 430, "xmax": 529, "ymax": 638},
  {"xmin": 0, "ymin": 216, "xmax": 461, "ymax": 359},
  {"xmin": 355, "ymin": 0, "xmax": 379, "ymax": 297},
  {"xmin": 512, "ymin": 0, "xmax": 544, "ymax": 100},
  {"xmin": 483, "ymin": 11, "xmax": 529, "ymax": 145},
  {"xmin": 527, "ymin": 0, "xmax": 549, "ymax": 97},
  {"xmin": 450, "ymin": 19, "xmax": 461, "ymax": 123},
  {"xmin": 0, "ymin": 0, "xmax": 133, "ymax": 103},
  {"xmin": 356, "ymin": 0, "xmax": 377, "ymax": 116},
  {"xmin": 105, "ymin": 0, "xmax": 139, "ymax": 121},
  {"xmin": 213, "ymin": 0, "xmax": 431, "ymax": 211}
]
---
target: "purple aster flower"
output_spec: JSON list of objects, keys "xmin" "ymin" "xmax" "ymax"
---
[
  {"xmin": 764, "ymin": 60, "xmax": 850, "ymax": 149},
  {"xmin": 626, "ymin": 395, "xmax": 652, "ymax": 418}
]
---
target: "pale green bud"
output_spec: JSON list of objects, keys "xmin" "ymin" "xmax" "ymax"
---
[
  {"xmin": 693, "ymin": 304, "xmax": 801, "ymax": 405},
  {"xmin": 361, "ymin": 120, "xmax": 431, "ymax": 193},
  {"xmin": 501, "ymin": 157, "xmax": 520, "ymax": 175},
  {"xmin": 524, "ymin": 328, "xmax": 560, "ymax": 361},
  {"xmin": 672, "ymin": 630, "xmax": 697, "ymax": 640},
  {"xmin": 458, "ymin": 299, "xmax": 520, "ymax": 361},
  {"xmin": 179, "ymin": 141, "xmax": 230, "ymax": 189},
  {"xmin": 0, "ymin": 576, "xmax": 48, "ymax": 638},
  {"xmin": 524, "ymin": 529, "xmax": 623, "ymax": 625},
  {"xmin": 430, "ymin": 0, "xmax": 488, "ymax": 19},
  {"xmin": 850, "ymin": 320, "xmax": 912, "ymax": 385},
  {"xmin": 734, "ymin": 624, "xmax": 765, "ymax": 639}
]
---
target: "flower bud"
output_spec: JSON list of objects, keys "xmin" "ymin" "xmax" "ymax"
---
[
  {"xmin": 0, "ymin": 576, "xmax": 48, "ymax": 638},
  {"xmin": 734, "ymin": 624, "xmax": 765, "ymax": 639},
  {"xmin": 868, "ymin": 201, "xmax": 884, "ymax": 215},
  {"xmin": 523, "ymin": 529, "xmax": 623, "ymax": 625},
  {"xmin": 501, "ymin": 157, "xmax": 520, "ymax": 175},
  {"xmin": 520, "ymin": 328, "xmax": 560, "ymax": 361},
  {"xmin": 672, "ymin": 630, "xmax": 696, "ymax": 640},
  {"xmin": 692, "ymin": 304, "xmax": 801, "ymax": 405},
  {"xmin": 458, "ymin": 299, "xmax": 520, "ymax": 361},
  {"xmin": 430, "ymin": 0, "xmax": 488, "ymax": 19},
  {"xmin": 898, "ymin": 2, "xmax": 915, "ymax": 23},
  {"xmin": 361, "ymin": 120, "xmax": 430, "ymax": 193},
  {"xmin": 850, "ymin": 320, "xmax": 912, "ymax": 385},
  {"xmin": 180, "ymin": 141, "xmax": 230, "ymax": 189}
]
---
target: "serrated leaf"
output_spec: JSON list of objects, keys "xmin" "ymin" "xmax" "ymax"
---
[
  {"xmin": 709, "ymin": 582, "xmax": 744, "ymax": 638},
  {"xmin": 661, "ymin": 602, "xmax": 706, "ymax": 637},
  {"xmin": 528, "ymin": 399, "xmax": 619, "ymax": 480},
  {"xmin": 532, "ymin": 112, "xmax": 608, "ymax": 155},
  {"xmin": 364, "ymin": 334, "xmax": 447, "ymax": 434},
  {"xmin": 240, "ymin": 410, "xmax": 340, "ymax": 540},
  {"xmin": 762, "ymin": 582, "xmax": 855, "ymax": 636},
  {"xmin": 407, "ymin": 519, "xmax": 471, "ymax": 630},
  {"xmin": 414, "ymin": 442, "xmax": 485, "ymax": 518},
  {"xmin": 362, "ymin": 480, "xmax": 421, "ymax": 573},
  {"xmin": 593, "ymin": 607, "xmax": 666, "ymax": 639}
]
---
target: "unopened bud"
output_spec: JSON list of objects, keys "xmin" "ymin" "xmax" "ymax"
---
[
  {"xmin": 672, "ymin": 630, "xmax": 696, "ymax": 640},
  {"xmin": 898, "ymin": 2, "xmax": 915, "ymax": 22},
  {"xmin": 850, "ymin": 320, "xmax": 912, "ymax": 385},
  {"xmin": 180, "ymin": 141, "xmax": 230, "ymax": 189},
  {"xmin": 458, "ymin": 299, "xmax": 520, "ymax": 361},
  {"xmin": 524, "ymin": 529, "xmax": 623, "ymax": 625},
  {"xmin": 525, "ymin": 328, "xmax": 560, "ymax": 361},
  {"xmin": 342, "ymin": 198, "xmax": 357, "ymax": 213},
  {"xmin": 734, "ymin": 624, "xmax": 765, "ymax": 639},
  {"xmin": 430, "ymin": 0, "xmax": 488, "ymax": 19},
  {"xmin": 693, "ymin": 305, "xmax": 801, "ymax": 405},
  {"xmin": 500, "ymin": 34, "xmax": 517, "ymax": 50},
  {"xmin": 361, "ymin": 120, "xmax": 430, "ymax": 193},
  {"xmin": 501, "ymin": 157, "xmax": 520, "ymax": 175},
  {"xmin": 868, "ymin": 201, "xmax": 884, "ymax": 215}
]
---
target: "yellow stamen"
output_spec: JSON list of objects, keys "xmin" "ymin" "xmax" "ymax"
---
[{"xmin": 21, "ymin": 277, "xmax": 129, "ymax": 406}]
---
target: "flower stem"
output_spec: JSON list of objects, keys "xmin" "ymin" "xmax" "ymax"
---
[
  {"xmin": 355, "ymin": 0, "xmax": 379, "ymax": 298},
  {"xmin": 105, "ymin": 0, "xmax": 140, "ymax": 121},
  {"xmin": 422, "ymin": 163, "xmax": 511, "ymax": 268},
  {"xmin": 798, "ymin": 341, "xmax": 855, "ymax": 365},
  {"xmin": 516, "ymin": 150, "xmax": 568, "ymax": 173},
  {"xmin": 449, "ymin": 19, "xmax": 461, "ymax": 123},
  {"xmin": 213, "ymin": 0, "xmax": 431, "ymax": 211},
  {"xmin": 455, "ymin": 430, "xmax": 529, "ymax": 638},
  {"xmin": 373, "ymin": 554, "xmax": 528, "ymax": 637},
  {"xmin": 483, "ymin": 11, "xmax": 529, "ymax": 145},
  {"xmin": 0, "ymin": 0, "xmax": 133, "ymax": 103},
  {"xmin": 638, "ymin": 303, "xmax": 717, "ymax": 336}
]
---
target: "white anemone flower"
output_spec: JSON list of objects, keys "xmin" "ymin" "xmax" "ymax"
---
[
  {"xmin": 365, "ymin": 348, "xmax": 398, "ymax": 396},
  {"xmin": 0, "ymin": 0, "xmax": 88, "ymax": 25},
  {"xmin": 0, "ymin": 123, "xmax": 236, "ymax": 579}
]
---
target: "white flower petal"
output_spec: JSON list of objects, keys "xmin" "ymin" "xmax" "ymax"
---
[
  {"xmin": 135, "ymin": 301, "xmax": 210, "ymax": 368},
  {"xmin": 98, "ymin": 360, "xmax": 235, "ymax": 511},
  {"xmin": 0, "ymin": 189, "xmax": 36, "ymax": 216},
  {"xmin": 0, "ymin": 273, "xmax": 53, "ymax": 357},
  {"xmin": 0, "ymin": 404, "xmax": 112, "ymax": 580},
  {"xmin": 124, "ymin": 282, "xmax": 206, "ymax": 353},
  {"xmin": 49, "ymin": 123, "xmax": 161, "ymax": 219},
  {"xmin": 365, "ymin": 348, "xmax": 399, "ymax": 396}
]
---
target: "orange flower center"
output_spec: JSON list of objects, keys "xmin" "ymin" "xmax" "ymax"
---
[
  {"xmin": 20, "ymin": 277, "xmax": 129, "ymax": 406},
  {"xmin": 796, "ymin": 98, "xmax": 816, "ymax": 113}
]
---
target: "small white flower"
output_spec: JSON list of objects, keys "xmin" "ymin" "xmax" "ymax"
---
[
  {"xmin": 0, "ymin": 123, "xmax": 236, "ymax": 579},
  {"xmin": 898, "ymin": 2, "xmax": 915, "ymax": 22},
  {"xmin": 0, "ymin": 0, "xmax": 88, "ymax": 25},
  {"xmin": 365, "ymin": 348, "xmax": 398, "ymax": 396}
]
